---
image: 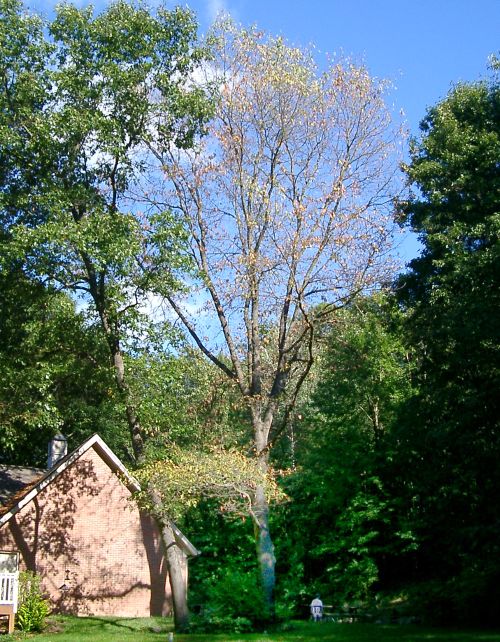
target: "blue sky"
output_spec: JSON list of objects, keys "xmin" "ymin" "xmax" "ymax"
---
[
  {"xmin": 193, "ymin": 0, "xmax": 500, "ymax": 138},
  {"xmin": 27, "ymin": 0, "xmax": 499, "ymax": 137},
  {"xmin": 27, "ymin": 0, "xmax": 499, "ymax": 261}
]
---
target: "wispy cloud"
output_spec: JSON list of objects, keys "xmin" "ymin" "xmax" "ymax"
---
[{"xmin": 204, "ymin": 0, "xmax": 229, "ymax": 24}]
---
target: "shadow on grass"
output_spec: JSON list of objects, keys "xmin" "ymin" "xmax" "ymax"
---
[
  {"xmin": 47, "ymin": 614, "xmax": 172, "ymax": 635},
  {"xmin": 235, "ymin": 622, "xmax": 500, "ymax": 642},
  {"xmin": 31, "ymin": 618, "xmax": 500, "ymax": 642}
]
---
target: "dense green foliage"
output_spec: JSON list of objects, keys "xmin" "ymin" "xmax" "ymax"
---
[
  {"xmin": 188, "ymin": 566, "xmax": 268, "ymax": 633},
  {"xmin": 271, "ymin": 296, "xmax": 415, "ymax": 608},
  {"xmin": 0, "ymin": 0, "xmax": 209, "ymax": 409},
  {"xmin": 0, "ymin": 0, "xmax": 210, "ymax": 461},
  {"xmin": 391, "ymin": 73, "xmax": 500, "ymax": 624},
  {"xmin": 0, "ymin": 269, "xmax": 126, "ymax": 465}
]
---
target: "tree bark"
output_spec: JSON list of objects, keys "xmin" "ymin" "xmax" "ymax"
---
[
  {"xmin": 251, "ymin": 410, "xmax": 276, "ymax": 615},
  {"xmin": 161, "ymin": 522, "xmax": 190, "ymax": 630},
  {"xmin": 252, "ymin": 482, "xmax": 276, "ymax": 615}
]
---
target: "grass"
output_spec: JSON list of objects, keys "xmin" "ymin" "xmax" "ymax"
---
[{"xmin": 2, "ymin": 617, "xmax": 499, "ymax": 642}]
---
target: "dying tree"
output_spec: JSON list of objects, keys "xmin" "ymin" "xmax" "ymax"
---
[{"xmin": 151, "ymin": 22, "xmax": 404, "ymax": 609}]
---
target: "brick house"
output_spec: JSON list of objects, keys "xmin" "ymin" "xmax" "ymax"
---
[{"xmin": 0, "ymin": 434, "xmax": 198, "ymax": 618}]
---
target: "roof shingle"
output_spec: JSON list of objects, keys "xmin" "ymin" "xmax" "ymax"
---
[{"xmin": 0, "ymin": 465, "xmax": 46, "ymax": 506}]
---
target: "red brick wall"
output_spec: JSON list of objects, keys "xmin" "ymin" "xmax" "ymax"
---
[{"xmin": 0, "ymin": 447, "xmax": 184, "ymax": 617}]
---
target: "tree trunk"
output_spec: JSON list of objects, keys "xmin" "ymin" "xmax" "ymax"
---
[
  {"xmin": 252, "ymin": 411, "xmax": 276, "ymax": 616},
  {"xmin": 252, "ymin": 482, "xmax": 276, "ymax": 616},
  {"xmin": 161, "ymin": 522, "xmax": 190, "ymax": 631}
]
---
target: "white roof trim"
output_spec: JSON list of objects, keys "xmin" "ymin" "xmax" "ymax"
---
[
  {"xmin": 0, "ymin": 434, "xmax": 140, "ymax": 527},
  {"xmin": 0, "ymin": 434, "xmax": 199, "ymax": 556}
]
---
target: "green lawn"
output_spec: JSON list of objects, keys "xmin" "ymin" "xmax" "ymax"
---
[{"xmin": 2, "ymin": 617, "xmax": 499, "ymax": 642}]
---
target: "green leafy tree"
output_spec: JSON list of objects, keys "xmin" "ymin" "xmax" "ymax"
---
[
  {"xmin": 132, "ymin": 349, "xmax": 251, "ymax": 453},
  {"xmin": 394, "ymin": 69, "xmax": 500, "ymax": 623},
  {"xmin": 0, "ymin": 269, "xmax": 125, "ymax": 465},
  {"xmin": 0, "ymin": 0, "xmax": 211, "ymax": 629},
  {"xmin": 275, "ymin": 295, "xmax": 414, "ymax": 607}
]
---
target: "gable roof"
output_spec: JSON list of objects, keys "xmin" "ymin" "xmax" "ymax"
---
[{"xmin": 0, "ymin": 434, "xmax": 199, "ymax": 557}]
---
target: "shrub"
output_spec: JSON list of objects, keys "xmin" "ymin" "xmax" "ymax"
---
[
  {"xmin": 189, "ymin": 566, "xmax": 270, "ymax": 632},
  {"xmin": 188, "ymin": 612, "xmax": 253, "ymax": 633},
  {"xmin": 407, "ymin": 566, "xmax": 500, "ymax": 627},
  {"xmin": 16, "ymin": 571, "xmax": 51, "ymax": 632}
]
